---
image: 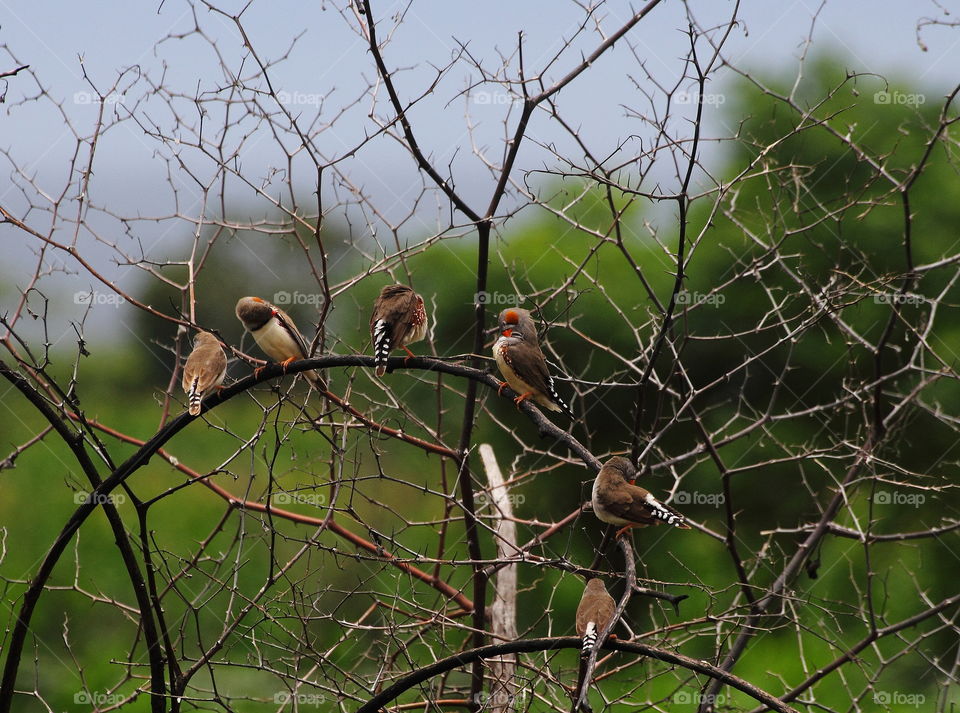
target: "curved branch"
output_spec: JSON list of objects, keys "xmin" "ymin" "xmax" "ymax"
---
[
  {"xmin": 0, "ymin": 352, "xmax": 600, "ymax": 710},
  {"xmin": 356, "ymin": 636, "xmax": 799, "ymax": 713},
  {"xmin": 0, "ymin": 360, "xmax": 166, "ymax": 713},
  {"xmin": 573, "ymin": 537, "xmax": 635, "ymax": 711}
]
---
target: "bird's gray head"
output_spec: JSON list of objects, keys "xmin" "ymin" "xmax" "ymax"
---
[
  {"xmin": 379, "ymin": 284, "xmax": 413, "ymax": 300},
  {"xmin": 193, "ymin": 331, "xmax": 220, "ymax": 347},
  {"xmin": 584, "ymin": 578, "xmax": 607, "ymax": 595},
  {"xmin": 498, "ymin": 308, "xmax": 536, "ymax": 341},
  {"xmin": 235, "ymin": 297, "xmax": 274, "ymax": 331},
  {"xmin": 602, "ymin": 456, "xmax": 637, "ymax": 481}
]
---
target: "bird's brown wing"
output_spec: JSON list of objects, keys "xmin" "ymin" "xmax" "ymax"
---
[
  {"xmin": 594, "ymin": 592, "xmax": 616, "ymax": 631},
  {"xmin": 616, "ymin": 483, "xmax": 689, "ymax": 528},
  {"xmin": 182, "ymin": 342, "xmax": 227, "ymax": 393},
  {"xmin": 575, "ymin": 603, "xmax": 592, "ymax": 637},
  {"xmin": 503, "ymin": 342, "xmax": 554, "ymax": 396},
  {"xmin": 273, "ymin": 308, "xmax": 310, "ymax": 358},
  {"xmin": 198, "ymin": 344, "xmax": 227, "ymax": 391},
  {"xmin": 181, "ymin": 357, "xmax": 197, "ymax": 393},
  {"xmin": 576, "ymin": 594, "xmax": 616, "ymax": 637},
  {"xmin": 382, "ymin": 291, "xmax": 422, "ymax": 347},
  {"xmin": 273, "ymin": 308, "xmax": 324, "ymax": 387},
  {"xmin": 598, "ymin": 483, "xmax": 660, "ymax": 526}
]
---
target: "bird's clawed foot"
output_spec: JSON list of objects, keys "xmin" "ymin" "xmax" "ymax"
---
[
  {"xmin": 497, "ymin": 381, "xmax": 509, "ymax": 396},
  {"xmin": 393, "ymin": 346, "xmax": 417, "ymax": 368},
  {"xmin": 614, "ymin": 524, "xmax": 635, "ymax": 539},
  {"xmin": 513, "ymin": 392, "xmax": 533, "ymax": 409},
  {"xmin": 279, "ymin": 356, "xmax": 297, "ymax": 372}
]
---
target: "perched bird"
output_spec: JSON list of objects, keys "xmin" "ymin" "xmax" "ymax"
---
[
  {"xmin": 235, "ymin": 296, "xmax": 321, "ymax": 387},
  {"xmin": 493, "ymin": 308, "xmax": 573, "ymax": 418},
  {"xmin": 369, "ymin": 284, "xmax": 429, "ymax": 376},
  {"xmin": 181, "ymin": 331, "xmax": 228, "ymax": 416},
  {"xmin": 575, "ymin": 578, "xmax": 617, "ymax": 657},
  {"xmin": 591, "ymin": 456, "xmax": 689, "ymax": 537}
]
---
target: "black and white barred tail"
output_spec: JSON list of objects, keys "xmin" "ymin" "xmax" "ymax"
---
[
  {"xmin": 580, "ymin": 622, "xmax": 598, "ymax": 658},
  {"xmin": 187, "ymin": 378, "xmax": 203, "ymax": 416},
  {"xmin": 643, "ymin": 492, "xmax": 686, "ymax": 528},
  {"xmin": 546, "ymin": 375, "xmax": 574, "ymax": 419},
  {"xmin": 372, "ymin": 319, "xmax": 392, "ymax": 376}
]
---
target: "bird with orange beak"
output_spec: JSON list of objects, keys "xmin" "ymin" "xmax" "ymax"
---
[
  {"xmin": 235, "ymin": 296, "xmax": 321, "ymax": 387},
  {"xmin": 493, "ymin": 307, "xmax": 573, "ymax": 418}
]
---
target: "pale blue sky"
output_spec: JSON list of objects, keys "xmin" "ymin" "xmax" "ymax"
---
[
  {"xmin": 2, "ymin": 1, "xmax": 956, "ymax": 217},
  {"xmin": 1, "ymin": 1, "xmax": 957, "ymax": 342}
]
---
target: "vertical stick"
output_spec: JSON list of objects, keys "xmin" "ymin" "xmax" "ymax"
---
[{"xmin": 479, "ymin": 444, "xmax": 519, "ymax": 712}]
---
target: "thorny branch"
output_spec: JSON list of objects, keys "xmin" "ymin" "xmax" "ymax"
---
[{"xmin": 1, "ymin": 2, "xmax": 959, "ymax": 711}]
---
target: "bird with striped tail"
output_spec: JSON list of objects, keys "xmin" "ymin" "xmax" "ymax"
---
[
  {"xmin": 181, "ymin": 331, "xmax": 227, "ymax": 416},
  {"xmin": 591, "ymin": 456, "xmax": 690, "ymax": 537},
  {"xmin": 575, "ymin": 578, "xmax": 616, "ymax": 657},
  {"xmin": 369, "ymin": 284, "xmax": 428, "ymax": 376},
  {"xmin": 493, "ymin": 307, "xmax": 574, "ymax": 419}
]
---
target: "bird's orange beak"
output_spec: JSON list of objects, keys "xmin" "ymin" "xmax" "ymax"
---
[{"xmin": 502, "ymin": 328, "xmax": 513, "ymax": 337}]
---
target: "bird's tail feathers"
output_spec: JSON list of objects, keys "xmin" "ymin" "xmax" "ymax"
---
[
  {"xmin": 188, "ymin": 378, "xmax": 202, "ymax": 416},
  {"xmin": 643, "ymin": 493, "xmax": 689, "ymax": 529},
  {"xmin": 546, "ymin": 376, "xmax": 574, "ymax": 419},
  {"xmin": 580, "ymin": 622, "xmax": 598, "ymax": 658},
  {"xmin": 372, "ymin": 319, "xmax": 392, "ymax": 376}
]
